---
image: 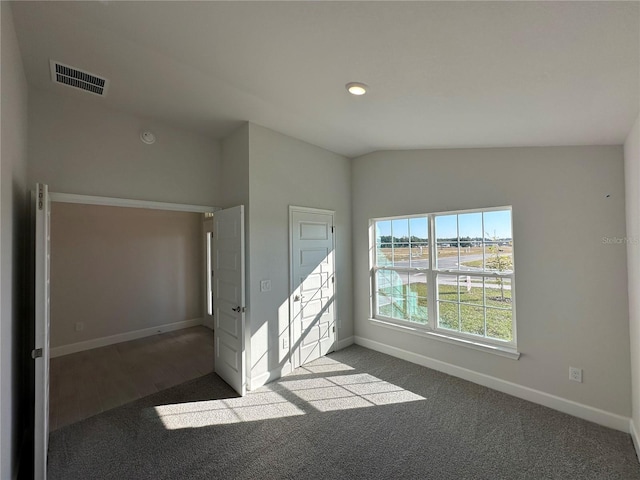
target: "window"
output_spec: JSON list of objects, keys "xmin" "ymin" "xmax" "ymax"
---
[{"xmin": 371, "ymin": 207, "xmax": 516, "ymax": 353}]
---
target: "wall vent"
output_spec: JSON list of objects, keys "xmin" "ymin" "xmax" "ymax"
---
[{"xmin": 50, "ymin": 60, "xmax": 109, "ymax": 97}]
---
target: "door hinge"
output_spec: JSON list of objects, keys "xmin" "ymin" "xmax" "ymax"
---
[
  {"xmin": 38, "ymin": 185, "xmax": 44, "ymax": 211},
  {"xmin": 331, "ymin": 276, "xmax": 334, "ymax": 283},
  {"xmin": 331, "ymin": 226, "xmax": 334, "ymax": 233},
  {"xmin": 332, "ymin": 326, "xmax": 335, "ymax": 333},
  {"xmin": 31, "ymin": 348, "xmax": 43, "ymax": 359}
]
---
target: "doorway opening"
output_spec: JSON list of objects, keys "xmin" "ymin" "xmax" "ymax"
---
[
  {"xmin": 47, "ymin": 196, "xmax": 216, "ymax": 430},
  {"xmin": 33, "ymin": 186, "xmax": 249, "ymax": 479}
]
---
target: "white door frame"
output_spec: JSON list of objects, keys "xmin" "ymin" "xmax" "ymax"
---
[
  {"xmin": 48, "ymin": 192, "xmax": 218, "ymax": 214},
  {"xmin": 288, "ymin": 206, "xmax": 337, "ymax": 369},
  {"xmin": 33, "ymin": 183, "xmax": 50, "ymax": 480}
]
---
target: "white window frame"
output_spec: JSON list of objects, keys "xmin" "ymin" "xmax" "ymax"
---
[{"xmin": 369, "ymin": 206, "xmax": 519, "ymax": 359}]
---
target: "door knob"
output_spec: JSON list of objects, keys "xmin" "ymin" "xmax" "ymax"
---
[
  {"xmin": 232, "ymin": 306, "xmax": 242, "ymax": 312},
  {"xmin": 294, "ymin": 295, "xmax": 301, "ymax": 301}
]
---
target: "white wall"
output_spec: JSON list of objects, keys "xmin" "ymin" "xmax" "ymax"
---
[
  {"xmin": 246, "ymin": 123, "xmax": 352, "ymax": 388},
  {"xmin": 50, "ymin": 203, "xmax": 203, "ymax": 350},
  {"xmin": 0, "ymin": 3, "xmax": 29, "ymax": 478},
  {"xmin": 221, "ymin": 123, "xmax": 250, "ymax": 210},
  {"xmin": 28, "ymin": 89, "xmax": 222, "ymax": 206},
  {"xmin": 352, "ymin": 146, "xmax": 630, "ymax": 417},
  {"xmin": 625, "ymin": 114, "xmax": 640, "ymax": 441}
]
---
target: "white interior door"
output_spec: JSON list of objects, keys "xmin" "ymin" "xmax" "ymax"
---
[
  {"xmin": 213, "ymin": 206, "xmax": 246, "ymax": 396},
  {"xmin": 33, "ymin": 183, "xmax": 51, "ymax": 480},
  {"xmin": 203, "ymin": 217, "xmax": 215, "ymax": 330},
  {"xmin": 290, "ymin": 207, "xmax": 336, "ymax": 369}
]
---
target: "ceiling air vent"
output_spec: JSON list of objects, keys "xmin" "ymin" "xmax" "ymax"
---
[{"xmin": 50, "ymin": 60, "xmax": 109, "ymax": 97}]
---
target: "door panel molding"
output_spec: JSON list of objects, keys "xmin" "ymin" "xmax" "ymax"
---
[{"xmin": 289, "ymin": 206, "xmax": 336, "ymax": 370}]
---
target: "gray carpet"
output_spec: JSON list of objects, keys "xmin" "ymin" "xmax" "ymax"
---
[{"xmin": 48, "ymin": 345, "xmax": 640, "ymax": 479}]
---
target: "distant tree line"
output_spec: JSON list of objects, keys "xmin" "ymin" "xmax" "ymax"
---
[
  {"xmin": 378, "ymin": 236, "xmax": 512, "ymax": 248},
  {"xmin": 378, "ymin": 236, "xmax": 428, "ymax": 247}
]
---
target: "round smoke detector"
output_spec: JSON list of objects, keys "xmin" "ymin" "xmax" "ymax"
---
[{"xmin": 140, "ymin": 131, "xmax": 156, "ymax": 144}]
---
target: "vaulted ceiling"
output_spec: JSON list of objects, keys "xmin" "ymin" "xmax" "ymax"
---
[{"xmin": 11, "ymin": 1, "xmax": 640, "ymax": 157}]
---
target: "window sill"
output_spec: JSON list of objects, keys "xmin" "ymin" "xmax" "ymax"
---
[{"xmin": 368, "ymin": 318, "xmax": 521, "ymax": 360}]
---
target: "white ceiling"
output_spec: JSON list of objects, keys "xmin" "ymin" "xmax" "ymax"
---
[{"xmin": 11, "ymin": 1, "xmax": 640, "ymax": 157}]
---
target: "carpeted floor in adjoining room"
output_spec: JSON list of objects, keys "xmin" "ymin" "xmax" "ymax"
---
[{"xmin": 48, "ymin": 345, "xmax": 640, "ymax": 480}]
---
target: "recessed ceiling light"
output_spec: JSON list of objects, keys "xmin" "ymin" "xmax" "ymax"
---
[{"xmin": 346, "ymin": 82, "xmax": 367, "ymax": 96}]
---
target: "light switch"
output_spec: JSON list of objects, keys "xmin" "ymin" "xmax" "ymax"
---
[{"xmin": 260, "ymin": 280, "xmax": 271, "ymax": 292}]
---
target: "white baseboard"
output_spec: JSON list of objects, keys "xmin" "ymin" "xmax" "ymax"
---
[
  {"xmin": 249, "ymin": 370, "xmax": 272, "ymax": 391},
  {"xmin": 248, "ymin": 362, "xmax": 294, "ymax": 391},
  {"xmin": 280, "ymin": 362, "xmax": 293, "ymax": 378},
  {"xmin": 336, "ymin": 336, "xmax": 355, "ymax": 350},
  {"xmin": 50, "ymin": 318, "xmax": 204, "ymax": 358},
  {"xmin": 631, "ymin": 419, "xmax": 640, "ymax": 461},
  {"xmin": 202, "ymin": 316, "xmax": 214, "ymax": 330},
  {"xmin": 354, "ymin": 336, "xmax": 631, "ymax": 433},
  {"xmin": 245, "ymin": 337, "xmax": 352, "ymax": 391}
]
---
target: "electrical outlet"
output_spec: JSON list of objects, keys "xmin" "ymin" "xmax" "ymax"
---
[
  {"xmin": 282, "ymin": 337, "xmax": 289, "ymax": 350},
  {"xmin": 569, "ymin": 367, "xmax": 583, "ymax": 383},
  {"xmin": 75, "ymin": 322, "xmax": 84, "ymax": 332},
  {"xmin": 260, "ymin": 280, "xmax": 271, "ymax": 292}
]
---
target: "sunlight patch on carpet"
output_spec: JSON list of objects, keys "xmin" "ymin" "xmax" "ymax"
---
[
  {"xmin": 290, "ymin": 357, "xmax": 356, "ymax": 376},
  {"xmin": 153, "ymin": 391, "xmax": 305, "ymax": 429},
  {"xmin": 153, "ymin": 368, "xmax": 425, "ymax": 430},
  {"xmin": 278, "ymin": 373, "xmax": 425, "ymax": 412}
]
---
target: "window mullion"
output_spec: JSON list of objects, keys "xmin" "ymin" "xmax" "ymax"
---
[
  {"xmin": 456, "ymin": 214, "xmax": 460, "ymax": 278},
  {"xmin": 428, "ymin": 214, "xmax": 436, "ymax": 331},
  {"xmin": 483, "ymin": 277, "xmax": 487, "ymax": 338},
  {"xmin": 457, "ymin": 277, "xmax": 461, "ymax": 332},
  {"xmin": 482, "ymin": 212, "xmax": 486, "ymax": 270},
  {"xmin": 391, "ymin": 221, "xmax": 394, "ymax": 268},
  {"xmin": 408, "ymin": 219, "xmax": 412, "ymax": 269}
]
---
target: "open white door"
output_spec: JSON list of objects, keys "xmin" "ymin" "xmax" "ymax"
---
[
  {"xmin": 213, "ymin": 206, "xmax": 246, "ymax": 396},
  {"xmin": 33, "ymin": 183, "xmax": 51, "ymax": 480}
]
